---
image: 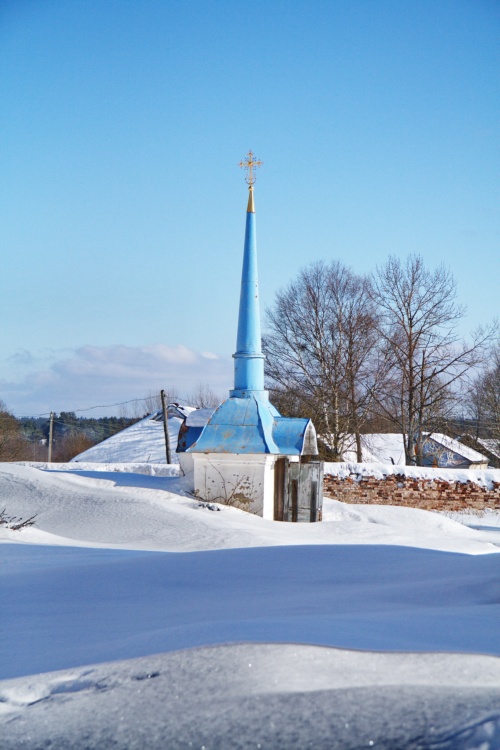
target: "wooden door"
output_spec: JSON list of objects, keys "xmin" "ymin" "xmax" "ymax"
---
[{"xmin": 273, "ymin": 458, "xmax": 286, "ymax": 521}]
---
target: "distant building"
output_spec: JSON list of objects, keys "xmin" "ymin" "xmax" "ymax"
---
[
  {"xmin": 458, "ymin": 435, "xmax": 500, "ymax": 469},
  {"xmin": 341, "ymin": 433, "xmax": 488, "ymax": 469}
]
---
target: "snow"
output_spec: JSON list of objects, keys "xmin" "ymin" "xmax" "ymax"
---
[
  {"xmin": 475, "ymin": 436, "xmax": 500, "ymax": 460},
  {"xmin": 16, "ymin": 461, "xmax": 181, "ymax": 477},
  {"xmin": 342, "ymin": 432, "xmax": 406, "ymax": 464},
  {"xmin": 325, "ymin": 460, "xmax": 500, "ymax": 488},
  {"xmin": 2, "ymin": 646, "xmax": 500, "ymax": 750},
  {"xmin": 432, "ymin": 431, "xmax": 487, "ymax": 463},
  {"xmin": 1, "ymin": 460, "xmax": 500, "ymax": 745},
  {"xmin": 341, "ymin": 432, "xmax": 488, "ymax": 465},
  {"xmin": 185, "ymin": 406, "xmax": 216, "ymax": 426},
  {"xmin": 2, "ymin": 463, "xmax": 497, "ymax": 553},
  {"xmin": 69, "ymin": 413, "xmax": 186, "ymax": 464}
]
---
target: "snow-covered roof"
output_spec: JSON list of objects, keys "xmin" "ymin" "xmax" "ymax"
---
[
  {"xmin": 474, "ymin": 438, "xmax": 500, "ymax": 460},
  {"xmin": 149, "ymin": 404, "xmax": 195, "ymax": 422},
  {"xmin": 429, "ymin": 433, "xmax": 486, "ymax": 463},
  {"xmin": 341, "ymin": 433, "xmax": 487, "ymax": 466},
  {"xmin": 72, "ymin": 405, "xmax": 196, "ymax": 464}
]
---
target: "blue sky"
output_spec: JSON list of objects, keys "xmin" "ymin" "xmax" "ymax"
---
[{"xmin": 1, "ymin": 0, "xmax": 499, "ymax": 416}]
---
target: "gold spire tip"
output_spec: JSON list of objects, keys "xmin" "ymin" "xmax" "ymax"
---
[{"xmin": 246, "ymin": 187, "xmax": 255, "ymax": 213}]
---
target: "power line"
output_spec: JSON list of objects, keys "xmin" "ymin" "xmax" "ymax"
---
[{"xmin": 0, "ymin": 392, "xmax": 195, "ymax": 419}]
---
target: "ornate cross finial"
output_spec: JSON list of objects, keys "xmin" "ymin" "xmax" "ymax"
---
[{"xmin": 239, "ymin": 150, "xmax": 263, "ymax": 187}]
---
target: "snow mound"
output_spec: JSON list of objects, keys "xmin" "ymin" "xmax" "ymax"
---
[
  {"xmin": 2, "ymin": 542, "xmax": 500, "ymax": 681},
  {"xmin": 17, "ymin": 461, "xmax": 180, "ymax": 477},
  {"xmin": 1, "ymin": 645, "xmax": 500, "ymax": 749}
]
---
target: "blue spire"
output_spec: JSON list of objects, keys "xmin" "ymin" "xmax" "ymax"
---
[
  {"xmin": 183, "ymin": 162, "xmax": 317, "ymax": 457},
  {"xmin": 230, "ymin": 186, "xmax": 266, "ymax": 397}
]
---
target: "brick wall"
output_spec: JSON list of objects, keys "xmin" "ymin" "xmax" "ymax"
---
[{"xmin": 323, "ymin": 471, "xmax": 500, "ymax": 512}]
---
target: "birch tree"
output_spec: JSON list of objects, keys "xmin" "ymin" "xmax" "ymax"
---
[
  {"xmin": 467, "ymin": 343, "xmax": 500, "ymax": 445},
  {"xmin": 369, "ymin": 255, "xmax": 494, "ymax": 465}
]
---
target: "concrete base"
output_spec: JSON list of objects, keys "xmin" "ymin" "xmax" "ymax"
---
[
  {"xmin": 191, "ymin": 453, "xmax": 283, "ymax": 518},
  {"xmin": 178, "ymin": 452, "xmax": 194, "ymax": 478}
]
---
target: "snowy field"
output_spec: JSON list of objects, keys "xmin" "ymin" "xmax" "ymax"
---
[{"xmin": 1, "ymin": 462, "xmax": 500, "ymax": 748}]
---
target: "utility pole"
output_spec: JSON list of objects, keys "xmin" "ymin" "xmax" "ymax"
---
[
  {"xmin": 48, "ymin": 411, "xmax": 54, "ymax": 463},
  {"xmin": 160, "ymin": 390, "xmax": 172, "ymax": 464}
]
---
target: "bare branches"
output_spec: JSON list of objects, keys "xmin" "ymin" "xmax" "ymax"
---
[
  {"xmin": 264, "ymin": 254, "xmax": 496, "ymax": 466},
  {"xmin": 369, "ymin": 254, "xmax": 497, "ymax": 464},
  {"xmin": 189, "ymin": 383, "xmax": 222, "ymax": 409},
  {"xmin": 467, "ymin": 342, "xmax": 500, "ymax": 444},
  {"xmin": 264, "ymin": 261, "xmax": 380, "ymax": 461},
  {"xmin": 0, "ymin": 509, "xmax": 37, "ymax": 531}
]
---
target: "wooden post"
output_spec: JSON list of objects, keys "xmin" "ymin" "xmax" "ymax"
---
[
  {"xmin": 160, "ymin": 390, "xmax": 172, "ymax": 464},
  {"xmin": 48, "ymin": 411, "xmax": 54, "ymax": 463}
]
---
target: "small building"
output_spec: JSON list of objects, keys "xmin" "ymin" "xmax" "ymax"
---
[
  {"xmin": 178, "ymin": 153, "xmax": 323, "ymax": 521},
  {"xmin": 458, "ymin": 435, "xmax": 500, "ymax": 469},
  {"xmin": 341, "ymin": 432, "xmax": 488, "ymax": 469},
  {"xmin": 420, "ymin": 433, "xmax": 488, "ymax": 469}
]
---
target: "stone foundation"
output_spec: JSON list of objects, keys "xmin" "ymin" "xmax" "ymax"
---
[{"xmin": 323, "ymin": 466, "xmax": 500, "ymax": 512}]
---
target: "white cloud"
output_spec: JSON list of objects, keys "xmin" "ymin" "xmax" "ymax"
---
[{"xmin": 1, "ymin": 344, "xmax": 233, "ymax": 416}]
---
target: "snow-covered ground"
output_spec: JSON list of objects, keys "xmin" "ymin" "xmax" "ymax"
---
[
  {"xmin": 2, "ymin": 462, "xmax": 499, "ymax": 553},
  {"xmin": 1, "ymin": 461, "xmax": 500, "ymax": 748},
  {"xmin": 2, "ymin": 645, "xmax": 500, "ymax": 749}
]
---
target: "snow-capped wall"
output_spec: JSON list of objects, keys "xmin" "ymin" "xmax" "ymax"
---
[{"xmin": 324, "ymin": 462, "xmax": 500, "ymax": 511}]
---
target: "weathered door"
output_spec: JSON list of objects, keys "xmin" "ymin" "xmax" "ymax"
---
[
  {"xmin": 286, "ymin": 461, "xmax": 323, "ymax": 522},
  {"xmin": 273, "ymin": 457, "xmax": 287, "ymax": 521}
]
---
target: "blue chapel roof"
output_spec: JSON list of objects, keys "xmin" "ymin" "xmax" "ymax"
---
[{"xmin": 179, "ymin": 395, "xmax": 316, "ymax": 456}]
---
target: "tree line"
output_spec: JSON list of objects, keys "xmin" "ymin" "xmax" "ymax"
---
[
  {"xmin": 0, "ymin": 383, "xmax": 223, "ymax": 463},
  {"xmin": 263, "ymin": 254, "xmax": 498, "ymax": 464},
  {"xmin": 0, "ymin": 406, "xmax": 140, "ymax": 462}
]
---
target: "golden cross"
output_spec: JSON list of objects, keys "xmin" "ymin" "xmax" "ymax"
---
[{"xmin": 239, "ymin": 150, "xmax": 263, "ymax": 186}]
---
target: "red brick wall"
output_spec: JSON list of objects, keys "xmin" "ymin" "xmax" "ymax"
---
[{"xmin": 323, "ymin": 472, "xmax": 500, "ymax": 512}]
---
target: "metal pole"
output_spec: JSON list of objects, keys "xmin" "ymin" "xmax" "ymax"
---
[
  {"xmin": 48, "ymin": 411, "xmax": 54, "ymax": 463},
  {"xmin": 160, "ymin": 390, "xmax": 172, "ymax": 464}
]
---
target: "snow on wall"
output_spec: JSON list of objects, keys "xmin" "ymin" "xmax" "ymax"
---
[
  {"xmin": 324, "ymin": 462, "xmax": 500, "ymax": 512},
  {"xmin": 324, "ymin": 461, "xmax": 500, "ymax": 488}
]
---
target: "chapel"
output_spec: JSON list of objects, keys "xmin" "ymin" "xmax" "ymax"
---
[{"xmin": 178, "ymin": 152, "xmax": 323, "ymax": 522}]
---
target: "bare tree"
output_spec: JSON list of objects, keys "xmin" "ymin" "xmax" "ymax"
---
[
  {"xmin": 467, "ymin": 342, "xmax": 500, "ymax": 444},
  {"xmin": 141, "ymin": 390, "xmax": 163, "ymax": 415},
  {"xmin": 189, "ymin": 382, "xmax": 222, "ymax": 409},
  {"xmin": 369, "ymin": 255, "xmax": 495, "ymax": 465},
  {"xmin": 263, "ymin": 261, "xmax": 380, "ymax": 461}
]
